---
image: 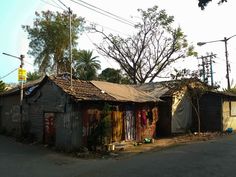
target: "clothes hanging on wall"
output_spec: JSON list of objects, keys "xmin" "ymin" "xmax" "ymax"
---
[
  {"xmin": 112, "ymin": 111, "xmax": 123, "ymax": 142},
  {"xmin": 141, "ymin": 110, "xmax": 147, "ymax": 127},
  {"xmin": 124, "ymin": 110, "xmax": 135, "ymax": 141}
]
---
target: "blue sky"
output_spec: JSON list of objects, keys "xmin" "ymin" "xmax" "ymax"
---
[
  {"xmin": 1, "ymin": 0, "xmax": 236, "ymax": 88},
  {"xmin": 0, "ymin": 0, "xmax": 40, "ymax": 83}
]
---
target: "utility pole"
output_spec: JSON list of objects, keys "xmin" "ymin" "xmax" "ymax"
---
[
  {"xmin": 197, "ymin": 53, "xmax": 216, "ymax": 86},
  {"xmin": 19, "ymin": 54, "xmax": 24, "ymax": 136},
  {"xmin": 69, "ymin": 7, "xmax": 73, "ymax": 89},
  {"xmin": 197, "ymin": 34, "xmax": 236, "ymax": 90},
  {"xmin": 2, "ymin": 53, "xmax": 25, "ymax": 136},
  {"xmin": 223, "ymin": 37, "xmax": 231, "ymax": 90},
  {"xmin": 58, "ymin": 0, "xmax": 73, "ymax": 89}
]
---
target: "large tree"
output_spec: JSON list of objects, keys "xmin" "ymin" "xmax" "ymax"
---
[
  {"xmin": 91, "ymin": 6, "xmax": 197, "ymax": 84},
  {"xmin": 74, "ymin": 50, "xmax": 101, "ymax": 80},
  {"xmin": 198, "ymin": 0, "xmax": 227, "ymax": 9},
  {"xmin": 98, "ymin": 68, "xmax": 131, "ymax": 84},
  {"xmin": 23, "ymin": 11, "xmax": 84, "ymax": 74},
  {"xmin": 27, "ymin": 71, "xmax": 42, "ymax": 82}
]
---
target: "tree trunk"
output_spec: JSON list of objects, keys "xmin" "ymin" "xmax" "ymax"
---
[
  {"xmin": 197, "ymin": 98, "xmax": 201, "ymax": 135},
  {"xmin": 191, "ymin": 98, "xmax": 201, "ymax": 136}
]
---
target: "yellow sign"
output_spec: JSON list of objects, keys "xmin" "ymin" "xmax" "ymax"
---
[{"xmin": 18, "ymin": 68, "xmax": 27, "ymax": 81}]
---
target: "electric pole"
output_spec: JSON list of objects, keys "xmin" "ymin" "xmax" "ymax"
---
[
  {"xmin": 197, "ymin": 34, "xmax": 236, "ymax": 90},
  {"xmin": 58, "ymin": 0, "xmax": 73, "ymax": 89},
  {"xmin": 2, "ymin": 53, "xmax": 25, "ymax": 136},
  {"xmin": 198, "ymin": 53, "xmax": 216, "ymax": 86}
]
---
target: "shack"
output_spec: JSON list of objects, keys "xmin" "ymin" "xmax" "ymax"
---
[
  {"xmin": 192, "ymin": 91, "xmax": 236, "ymax": 132},
  {"xmin": 1, "ymin": 74, "xmax": 159, "ymax": 150},
  {"xmin": 138, "ymin": 79, "xmax": 208, "ymax": 136}
]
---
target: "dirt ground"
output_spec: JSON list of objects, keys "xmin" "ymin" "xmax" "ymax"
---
[
  {"xmin": 111, "ymin": 132, "xmax": 230, "ymax": 158},
  {"xmin": 54, "ymin": 132, "xmax": 231, "ymax": 159}
]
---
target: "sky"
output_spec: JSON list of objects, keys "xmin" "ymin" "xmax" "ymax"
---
[{"xmin": 1, "ymin": 0, "xmax": 236, "ymax": 89}]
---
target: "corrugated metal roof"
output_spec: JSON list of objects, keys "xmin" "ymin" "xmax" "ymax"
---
[
  {"xmin": 91, "ymin": 80, "xmax": 158, "ymax": 102},
  {"xmin": 137, "ymin": 79, "xmax": 208, "ymax": 98},
  {"xmin": 0, "ymin": 77, "xmax": 44, "ymax": 96}
]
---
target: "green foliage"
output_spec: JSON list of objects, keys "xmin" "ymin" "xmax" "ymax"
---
[
  {"xmin": 0, "ymin": 80, "xmax": 6, "ymax": 92},
  {"xmin": 100, "ymin": 104, "xmax": 112, "ymax": 142},
  {"xmin": 223, "ymin": 85, "xmax": 236, "ymax": 94},
  {"xmin": 198, "ymin": 0, "xmax": 227, "ymax": 10},
  {"xmin": 27, "ymin": 71, "xmax": 42, "ymax": 82},
  {"xmin": 98, "ymin": 68, "xmax": 132, "ymax": 84},
  {"xmin": 170, "ymin": 68, "xmax": 199, "ymax": 80},
  {"xmin": 22, "ymin": 11, "xmax": 84, "ymax": 74},
  {"xmin": 74, "ymin": 50, "xmax": 101, "ymax": 80},
  {"xmin": 93, "ymin": 6, "xmax": 196, "ymax": 84}
]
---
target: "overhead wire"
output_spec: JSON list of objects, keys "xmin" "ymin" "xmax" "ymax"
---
[
  {"xmin": 74, "ymin": 0, "xmax": 135, "ymax": 26},
  {"xmin": 0, "ymin": 68, "xmax": 18, "ymax": 80},
  {"xmin": 69, "ymin": 0, "xmax": 135, "ymax": 27},
  {"xmin": 58, "ymin": 0, "xmax": 69, "ymax": 10},
  {"xmin": 51, "ymin": 0, "xmax": 67, "ymax": 11},
  {"xmin": 40, "ymin": 0, "xmax": 65, "ymax": 11}
]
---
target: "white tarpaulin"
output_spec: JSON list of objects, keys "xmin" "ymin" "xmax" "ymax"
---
[{"xmin": 171, "ymin": 92, "xmax": 192, "ymax": 133}]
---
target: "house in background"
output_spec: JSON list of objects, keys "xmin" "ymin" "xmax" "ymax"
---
[
  {"xmin": 192, "ymin": 91, "xmax": 236, "ymax": 132},
  {"xmin": 0, "ymin": 74, "xmax": 159, "ymax": 150},
  {"xmin": 137, "ymin": 79, "xmax": 210, "ymax": 136},
  {"xmin": 138, "ymin": 79, "xmax": 236, "ymax": 135}
]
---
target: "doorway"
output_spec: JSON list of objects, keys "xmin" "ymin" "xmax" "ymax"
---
[{"xmin": 44, "ymin": 112, "xmax": 56, "ymax": 145}]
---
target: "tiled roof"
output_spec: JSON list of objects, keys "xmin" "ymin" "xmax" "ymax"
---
[{"xmin": 50, "ymin": 76, "xmax": 116, "ymax": 101}]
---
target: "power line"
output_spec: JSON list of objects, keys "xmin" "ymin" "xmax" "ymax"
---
[
  {"xmin": 58, "ymin": 0, "xmax": 69, "ymax": 9},
  {"xmin": 69, "ymin": 0, "xmax": 134, "ymax": 27},
  {"xmin": 75, "ymin": 0, "xmax": 135, "ymax": 26},
  {"xmin": 0, "ymin": 68, "xmax": 18, "ymax": 80},
  {"xmin": 51, "ymin": 0, "xmax": 67, "ymax": 11},
  {"xmin": 40, "ymin": 0, "xmax": 65, "ymax": 11}
]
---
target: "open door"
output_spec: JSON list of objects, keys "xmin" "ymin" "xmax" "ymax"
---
[{"xmin": 44, "ymin": 113, "xmax": 56, "ymax": 146}]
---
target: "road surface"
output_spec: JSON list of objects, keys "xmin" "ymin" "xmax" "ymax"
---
[{"xmin": 0, "ymin": 134, "xmax": 235, "ymax": 177}]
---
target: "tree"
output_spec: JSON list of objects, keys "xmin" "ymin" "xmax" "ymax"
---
[
  {"xmin": 169, "ymin": 79, "xmax": 209, "ymax": 135},
  {"xmin": 0, "ymin": 80, "xmax": 6, "ymax": 92},
  {"xmin": 27, "ymin": 71, "xmax": 42, "ymax": 82},
  {"xmin": 91, "ymin": 6, "xmax": 197, "ymax": 84},
  {"xmin": 170, "ymin": 68, "xmax": 199, "ymax": 80},
  {"xmin": 187, "ymin": 85, "xmax": 205, "ymax": 135},
  {"xmin": 198, "ymin": 0, "xmax": 227, "ymax": 10},
  {"xmin": 98, "ymin": 68, "xmax": 131, "ymax": 84},
  {"xmin": 223, "ymin": 85, "xmax": 236, "ymax": 94},
  {"xmin": 22, "ymin": 11, "xmax": 84, "ymax": 74},
  {"xmin": 74, "ymin": 50, "xmax": 101, "ymax": 80}
]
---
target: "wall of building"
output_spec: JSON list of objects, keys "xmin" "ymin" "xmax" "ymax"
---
[
  {"xmin": 194, "ymin": 93, "xmax": 222, "ymax": 132},
  {"xmin": 156, "ymin": 97, "xmax": 172, "ymax": 136},
  {"xmin": 27, "ymin": 80, "xmax": 69, "ymax": 144},
  {"xmin": 0, "ymin": 94, "xmax": 25, "ymax": 134},
  {"xmin": 222, "ymin": 101, "xmax": 236, "ymax": 131}
]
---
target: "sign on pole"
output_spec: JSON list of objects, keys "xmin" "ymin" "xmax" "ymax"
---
[{"xmin": 18, "ymin": 68, "xmax": 27, "ymax": 82}]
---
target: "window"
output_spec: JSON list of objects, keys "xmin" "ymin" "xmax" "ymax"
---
[{"xmin": 230, "ymin": 101, "xmax": 236, "ymax": 116}]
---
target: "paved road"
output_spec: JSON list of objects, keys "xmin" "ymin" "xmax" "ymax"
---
[{"xmin": 1, "ymin": 134, "xmax": 236, "ymax": 177}]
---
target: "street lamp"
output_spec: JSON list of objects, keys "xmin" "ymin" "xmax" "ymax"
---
[
  {"xmin": 2, "ymin": 52, "xmax": 25, "ymax": 136},
  {"xmin": 197, "ymin": 35, "xmax": 236, "ymax": 90}
]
